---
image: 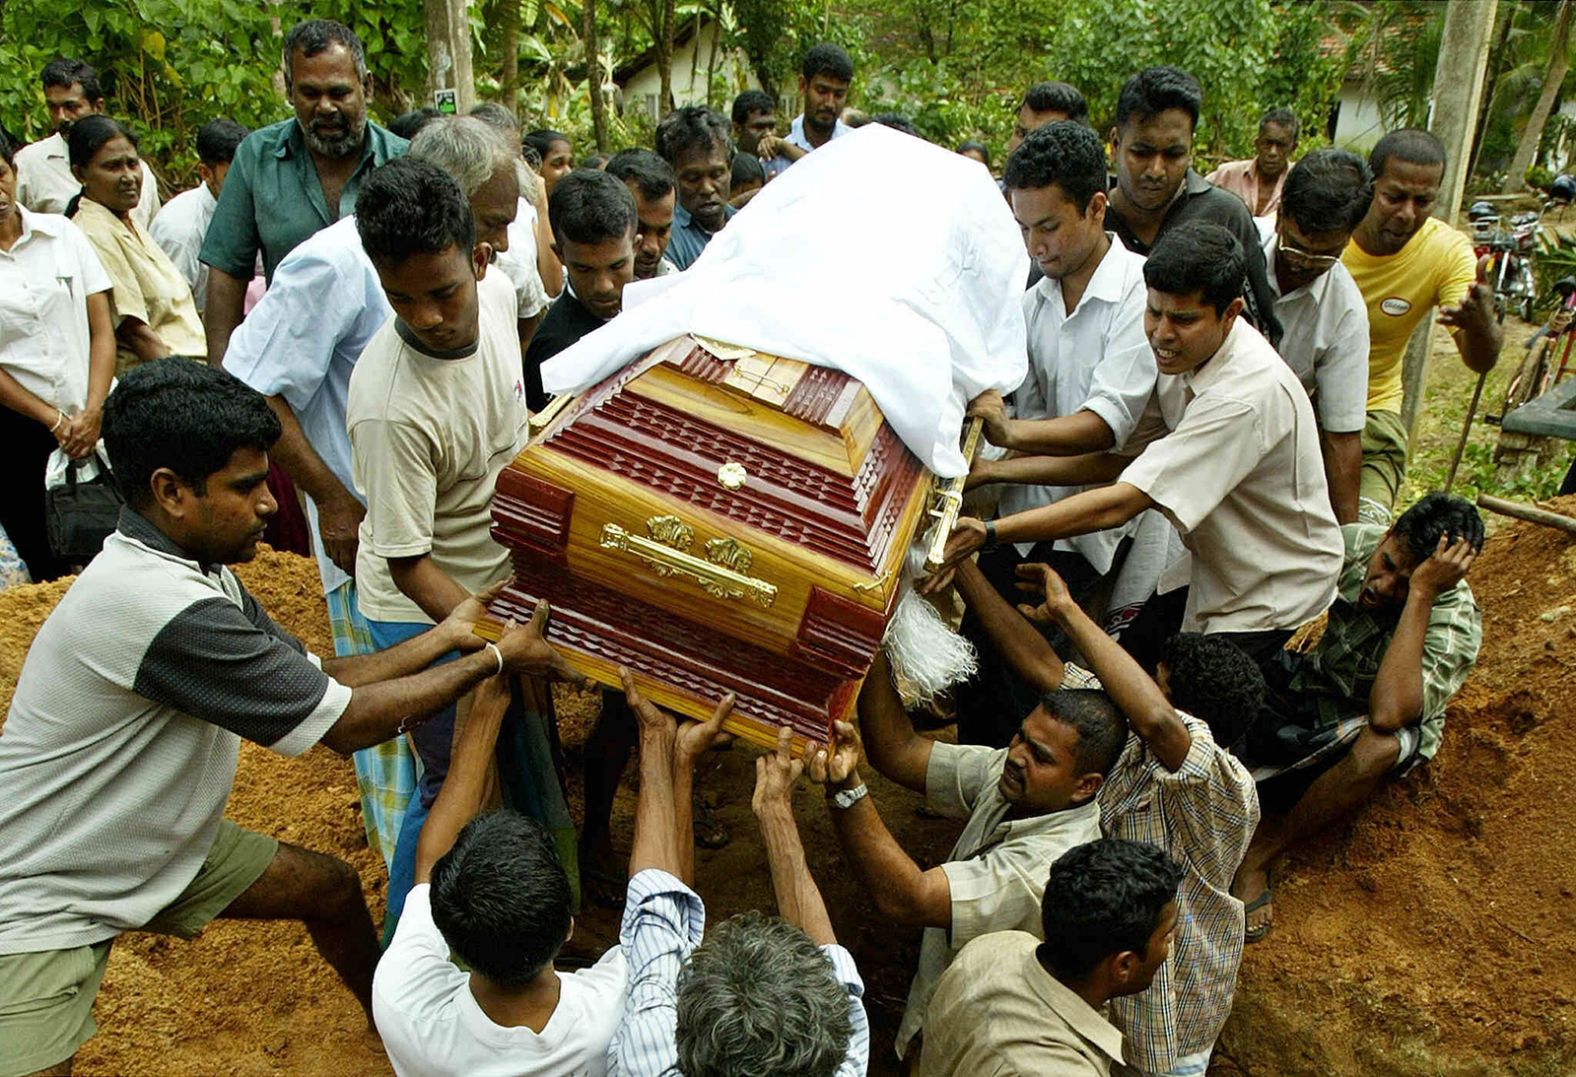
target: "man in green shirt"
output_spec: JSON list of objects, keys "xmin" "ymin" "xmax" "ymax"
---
[
  {"xmin": 200, "ymin": 18, "xmax": 407, "ymax": 361},
  {"xmin": 1233, "ymin": 492, "xmax": 1483, "ymax": 941}
]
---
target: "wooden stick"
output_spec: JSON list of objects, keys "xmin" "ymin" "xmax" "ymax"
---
[
  {"xmin": 1445, "ymin": 370, "xmax": 1488, "ymax": 493},
  {"xmin": 1477, "ymin": 493, "xmax": 1576, "ymax": 535}
]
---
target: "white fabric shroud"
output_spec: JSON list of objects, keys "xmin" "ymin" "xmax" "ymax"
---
[{"xmin": 540, "ymin": 124, "xmax": 1031, "ymax": 478}]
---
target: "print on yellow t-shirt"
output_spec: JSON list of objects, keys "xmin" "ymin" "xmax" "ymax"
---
[{"xmin": 1340, "ymin": 216, "xmax": 1476, "ymax": 414}]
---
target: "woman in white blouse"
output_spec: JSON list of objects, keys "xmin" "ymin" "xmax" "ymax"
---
[{"xmin": 0, "ymin": 132, "xmax": 116, "ymax": 580}]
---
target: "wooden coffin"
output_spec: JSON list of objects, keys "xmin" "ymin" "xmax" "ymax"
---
[{"xmin": 481, "ymin": 335, "xmax": 934, "ymax": 750}]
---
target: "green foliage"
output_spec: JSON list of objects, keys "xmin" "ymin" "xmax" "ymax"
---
[{"xmin": 1, "ymin": 0, "xmax": 426, "ymax": 189}]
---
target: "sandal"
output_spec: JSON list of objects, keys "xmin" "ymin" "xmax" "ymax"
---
[{"xmin": 1242, "ymin": 873, "xmax": 1274, "ymax": 944}]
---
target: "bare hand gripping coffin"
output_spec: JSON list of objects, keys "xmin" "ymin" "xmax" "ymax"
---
[{"xmin": 482, "ymin": 336, "xmax": 935, "ymax": 750}]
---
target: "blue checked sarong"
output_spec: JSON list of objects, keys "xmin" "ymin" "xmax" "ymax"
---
[{"xmin": 326, "ymin": 580, "xmax": 417, "ymax": 872}]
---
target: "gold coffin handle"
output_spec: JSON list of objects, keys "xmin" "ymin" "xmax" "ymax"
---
[
  {"xmin": 925, "ymin": 416, "xmax": 986, "ymax": 573},
  {"xmin": 600, "ymin": 521, "xmax": 779, "ymax": 608}
]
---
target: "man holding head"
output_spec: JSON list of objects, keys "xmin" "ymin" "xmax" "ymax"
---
[
  {"xmin": 936, "ymin": 222, "xmax": 1343, "ymax": 677},
  {"xmin": 16, "ymin": 57, "xmax": 162, "ymax": 228},
  {"xmin": 921, "ymin": 839, "xmax": 1183, "ymax": 1076},
  {"xmin": 1262, "ymin": 148, "xmax": 1375, "ymax": 523},
  {"xmin": 1235, "ymin": 492, "xmax": 1483, "ymax": 942},
  {"xmin": 201, "ymin": 19, "xmax": 408, "ymax": 360},
  {"xmin": 655, "ymin": 106, "xmax": 735, "ymax": 270},
  {"xmin": 1103, "ymin": 66, "xmax": 1282, "ymax": 345},
  {"xmin": 823, "ymin": 649, "xmax": 1125, "ymax": 1062},
  {"xmin": 1007, "ymin": 81, "xmax": 1090, "ymax": 155},
  {"xmin": 150, "ymin": 119, "xmax": 250, "ymax": 319},
  {"xmin": 757, "ymin": 44, "xmax": 856, "ymax": 172},
  {"xmin": 1208, "ymin": 107, "xmax": 1299, "ymax": 218},
  {"xmin": 606, "ymin": 148, "xmax": 677, "ymax": 280},
  {"xmin": 957, "ymin": 121, "xmax": 1153, "ymax": 746},
  {"xmin": 0, "ymin": 359, "xmax": 574, "ymax": 1076},
  {"xmin": 1341, "ymin": 130, "xmax": 1501, "ymax": 524}
]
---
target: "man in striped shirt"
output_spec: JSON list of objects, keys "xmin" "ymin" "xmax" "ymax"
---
[
  {"xmin": 956, "ymin": 557, "xmax": 1262, "ymax": 1076},
  {"xmin": 609, "ymin": 671, "xmax": 869, "ymax": 1077}
]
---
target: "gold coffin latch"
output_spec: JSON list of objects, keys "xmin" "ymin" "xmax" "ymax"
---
[
  {"xmin": 925, "ymin": 416, "xmax": 986, "ymax": 572},
  {"xmin": 601, "ymin": 515, "xmax": 778, "ymax": 608}
]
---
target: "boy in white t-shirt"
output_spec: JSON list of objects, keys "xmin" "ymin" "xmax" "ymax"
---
[{"xmin": 374, "ymin": 658, "xmax": 626, "ymax": 1077}]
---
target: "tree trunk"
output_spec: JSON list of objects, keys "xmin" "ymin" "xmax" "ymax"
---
[
  {"xmin": 705, "ymin": 10, "xmax": 720, "ymax": 108},
  {"xmin": 584, "ymin": 0, "xmax": 609, "ymax": 151},
  {"xmin": 499, "ymin": 0, "xmax": 520, "ymax": 116},
  {"xmin": 658, "ymin": 0, "xmax": 676, "ymax": 114},
  {"xmin": 424, "ymin": 0, "xmax": 476, "ymax": 111},
  {"xmin": 1504, "ymin": 0, "xmax": 1574, "ymax": 192},
  {"xmin": 1469, "ymin": 4, "xmax": 1518, "ymax": 180}
]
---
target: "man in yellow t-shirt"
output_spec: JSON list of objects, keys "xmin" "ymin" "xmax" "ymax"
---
[{"xmin": 1342, "ymin": 129, "xmax": 1500, "ymax": 523}]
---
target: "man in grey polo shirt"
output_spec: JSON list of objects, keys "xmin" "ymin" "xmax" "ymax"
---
[{"xmin": 0, "ymin": 360, "xmax": 578, "ymax": 1076}]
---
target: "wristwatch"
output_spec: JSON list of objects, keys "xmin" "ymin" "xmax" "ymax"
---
[
  {"xmin": 982, "ymin": 519, "xmax": 998, "ymax": 550},
  {"xmin": 830, "ymin": 782, "xmax": 869, "ymax": 810}
]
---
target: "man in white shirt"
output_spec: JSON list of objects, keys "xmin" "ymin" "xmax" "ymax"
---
[
  {"xmin": 757, "ymin": 44, "xmax": 855, "ymax": 172},
  {"xmin": 1259, "ymin": 148, "xmax": 1374, "ymax": 523},
  {"xmin": 935, "ymin": 221, "xmax": 1345, "ymax": 676},
  {"xmin": 150, "ymin": 119, "xmax": 249, "ymax": 319},
  {"xmin": 374, "ymin": 661, "xmax": 625, "ymax": 1077},
  {"xmin": 223, "ymin": 117, "xmax": 528, "ymax": 876},
  {"xmin": 958, "ymin": 120, "xmax": 1153, "ymax": 746},
  {"xmin": 15, "ymin": 58, "xmax": 161, "ymax": 229},
  {"xmin": 349, "ymin": 156, "xmax": 568, "ymax": 936}
]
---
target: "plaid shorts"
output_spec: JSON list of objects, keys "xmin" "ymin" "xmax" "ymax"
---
[{"xmin": 327, "ymin": 580, "xmax": 416, "ymax": 872}]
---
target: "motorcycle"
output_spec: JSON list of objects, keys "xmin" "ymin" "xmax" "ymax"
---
[{"xmin": 1473, "ymin": 209, "xmax": 1542, "ymax": 324}]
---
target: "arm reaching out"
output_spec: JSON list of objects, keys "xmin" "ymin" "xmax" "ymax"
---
[
  {"xmin": 414, "ymin": 670, "xmax": 512, "ymax": 883},
  {"xmin": 1015, "ymin": 563, "xmax": 1190, "ymax": 770},
  {"xmin": 753, "ymin": 726, "xmax": 838, "ymax": 946}
]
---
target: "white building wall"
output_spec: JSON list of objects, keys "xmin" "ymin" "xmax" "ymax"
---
[
  {"xmin": 620, "ymin": 21, "xmax": 760, "ymax": 122},
  {"xmin": 1333, "ymin": 79, "xmax": 1386, "ymax": 153}
]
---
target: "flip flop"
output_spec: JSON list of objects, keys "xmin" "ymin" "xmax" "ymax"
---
[{"xmin": 1242, "ymin": 876, "xmax": 1274, "ymax": 944}]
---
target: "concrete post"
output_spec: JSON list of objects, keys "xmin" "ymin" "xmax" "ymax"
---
[{"xmin": 1399, "ymin": 0, "xmax": 1499, "ymax": 439}]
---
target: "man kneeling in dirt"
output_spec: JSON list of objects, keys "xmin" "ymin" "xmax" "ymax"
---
[
  {"xmin": 1232, "ymin": 491, "xmax": 1484, "ymax": 942},
  {"xmin": 0, "ymin": 360, "xmax": 577, "ymax": 1077}
]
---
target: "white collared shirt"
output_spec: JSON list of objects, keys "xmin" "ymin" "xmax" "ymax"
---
[
  {"xmin": 1122, "ymin": 318, "xmax": 1344, "ymax": 633},
  {"xmin": 782, "ymin": 113, "xmax": 854, "ymax": 153},
  {"xmin": 0, "ymin": 208, "xmax": 112, "ymax": 413},
  {"xmin": 494, "ymin": 196, "xmax": 549, "ymax": 320},
  {"xmin": 1259, "ymin": 224, "xmax": 1369, "ymax": 433},
  {"xmin": 223, "ymin": 216, "xmax": 392, "ymax": 595},
  {"xmin": 149, "ymin": 183, "xmax": 216, "ymax": 316},
  {"xmin": 1000, "ymin": 234, "xmax": 1153, "ymax": 572},
  {"xmin": 15, "ymin": 131, "xmax": 161, "ymax": 230}
]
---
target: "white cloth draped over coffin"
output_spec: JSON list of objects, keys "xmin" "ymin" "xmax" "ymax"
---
[{"xmin": 540, "ymin": 124, "xmax": 1031, "ymax": 479}]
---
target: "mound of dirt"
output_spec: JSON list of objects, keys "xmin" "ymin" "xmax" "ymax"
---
[
  {"xmin": 1216, "ymin": 496, "xmax": 1576, "ymax": 1076},
  {"xmin": 4, "ymin": 506, "xmax": 1574, "ymax": 1074}
]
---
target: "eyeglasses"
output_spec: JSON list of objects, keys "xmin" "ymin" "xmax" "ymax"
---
[{"xmin": 1276, "ymin": 237, "xmax": 1341, "ymax": 271}]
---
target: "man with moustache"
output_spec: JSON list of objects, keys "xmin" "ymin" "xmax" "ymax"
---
[
  {"xmin": 756, "ymin": 44, "xmax": 856, "ymax": 173},
  {"xmin": 1208, "ymin": 107, "xmax": 1299, "ymax": 218},
  {"xmin": 656, "ymin": 106, "xmax": 735, "ymax": 270},
  {"xmin": 1259, "ymin": 148, "xmax": 1375, "ymax": 523},
  {"xmin": 1340, "ymin": 130, "xmax": 1501, "ymax": 524},
  {"xmin": 15, "ymin": 58, "xmax": 162, "ymax": 229},
  {"xmin": 200, "ymin": 18, "xmax": 408, "ymax": 360},
  {"xmin": 605, "ymin": 148, "xmax": 677, "ymax": 280},
  {"xmin": 933, "ymin": 222, "xmax": 1343, "ymax": 678},
  {"xmin": 1102, "ymin": 67, "xmax": 1282, "ymax": 346}
]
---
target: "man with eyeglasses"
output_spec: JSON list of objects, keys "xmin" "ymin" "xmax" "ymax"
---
[{"xmin": 1260, "ymin": 148, "xmax": 1375, "ymax": 523}]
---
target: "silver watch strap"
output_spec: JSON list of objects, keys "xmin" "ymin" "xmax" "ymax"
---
[{"xmin": 831, "ymin": 783, "xmax": 869, "ymax": 810}]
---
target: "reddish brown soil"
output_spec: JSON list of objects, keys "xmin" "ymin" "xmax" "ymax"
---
[{"xmin": 2, "ymin": 515, "xmax": 1572, "ymax": 1075}]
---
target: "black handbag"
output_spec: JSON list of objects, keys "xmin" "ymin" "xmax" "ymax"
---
[{"xmin": 45, "ymin": 452, "xmax": 125, "ymax": 562}]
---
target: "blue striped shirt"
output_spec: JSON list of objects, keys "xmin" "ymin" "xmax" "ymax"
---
[{"xmin": 608, "ymin": 868, "xmax": 870, "ymax": 1075}]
